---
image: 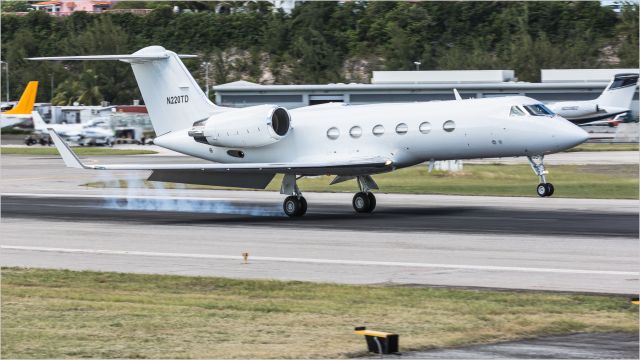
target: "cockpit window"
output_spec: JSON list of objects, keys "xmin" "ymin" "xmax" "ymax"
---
[
  {"xmin": 510, "ymin": 106, "xmax": 525, "ymax": 116},
  {"xmin": 524, "ymin": 104, "xmax": 555, "ymax": 116}
]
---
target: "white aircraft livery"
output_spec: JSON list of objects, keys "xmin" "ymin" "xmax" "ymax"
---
[
  {"xmin": 31, "ymin": 111, "xmax": 115, "ymax": 146},
  {"xmin": 547, "ymin": 73, "xmax": 639, "ymax": 125},
  {"xmin": 30, "ymin": 46, "xmax": 589, "ymax": 217}
]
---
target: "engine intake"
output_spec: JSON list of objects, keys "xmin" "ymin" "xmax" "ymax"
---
[{"xmin": 188, "ymin": 105, "xmax": 291, "ymax": 148}]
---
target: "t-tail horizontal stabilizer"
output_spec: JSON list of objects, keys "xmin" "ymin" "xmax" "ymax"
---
[{"xmin": 27, "ymin": 54, "xmax": 197, "ymax": 63}]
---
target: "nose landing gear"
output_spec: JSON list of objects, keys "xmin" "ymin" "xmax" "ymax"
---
[{"xmin": 528, "ymin": 155, "xmax": 554, "ymax": 197}]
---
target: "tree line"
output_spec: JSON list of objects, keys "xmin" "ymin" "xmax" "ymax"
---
[{"xmin": 1, "ymin": 1, "xmax": 637, "ymax": 105}]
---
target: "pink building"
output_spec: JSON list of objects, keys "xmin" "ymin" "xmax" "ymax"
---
[{"xmin": 32, "ymin": 0, "xmax": 116, "ymax": 15}]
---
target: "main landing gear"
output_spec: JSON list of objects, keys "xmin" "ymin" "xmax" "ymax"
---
[
  {"xmin": 280, "ymin": 174, "xmax": 379, "ymax": 217},
  {"xmin": 281, "ymin": 174, "xmax": 307, "ymax": 217},
  {"xmin": 352, "ymin": 175, "xmax": 378, "ymax": 213},
  {"xmin": 528, "ymin": 155, "xmax": 554, "ymax": 197}
]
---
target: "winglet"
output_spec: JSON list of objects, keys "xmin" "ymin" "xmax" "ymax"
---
[
  {"xmin": 453, "ymin": 88, "xmax": 462, "ymax": 101},
  {"xmin": 48, "ymin": 129, "xmax": 89, "ymax": 169}
]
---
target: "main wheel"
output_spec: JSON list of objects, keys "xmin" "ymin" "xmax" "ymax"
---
[
  {"xmin": 298, "ymin": 196, "xmax": 307, "ymax": 216},
  {"xmin": 353, "ymin": 192, "xmax": 372, "ymax": 213},
  {"xmin": 546, "ymin": 183, "xmax": 554, "ymax": 197},
  {"xmin": 283, "ymin": 196, "xmax": 306, "ymax": 217},
  {"xmin": 367, "ymin": 192, "xmax": 376, "ymax": 213}
]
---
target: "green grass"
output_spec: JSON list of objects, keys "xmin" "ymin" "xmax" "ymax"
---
[
  {"xmin": 1, "ymin": 268, "xmax": 637, "ymax": 359},
  {"xmin": 86, "ymin": 164, "xmax": 639, "ymax": 199},
  {"xmin": 564, "ymin": 143, "xmax": 639, "ymax": 152},
  {"xmin": 1, "ymin": 147, "xmax": 157, "ymax": 156}
]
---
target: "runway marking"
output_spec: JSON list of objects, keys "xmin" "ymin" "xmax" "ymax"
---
[{"xmin": 2, "ymin": 245, "xmax": 637, "ymax": 276}]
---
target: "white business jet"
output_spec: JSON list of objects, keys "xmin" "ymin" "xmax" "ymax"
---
[
  {"xmin": 547, "ymin": 73, "xmax": 638, "ymax": 125},
  {"xmin": 30, "ymin": 46, "xmax": 588, "ymax": 217},
  {"xmin": 31, "ymin": 111, "xmax": 115, "ymax": 146}
]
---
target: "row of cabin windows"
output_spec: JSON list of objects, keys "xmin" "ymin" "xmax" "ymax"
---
[{"xmin": 327, "ymin": 121, "xmax": 455, "ymax": 140}]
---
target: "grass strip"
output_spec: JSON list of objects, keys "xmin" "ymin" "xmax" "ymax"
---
[
  {"xmin": 1, "ymin": 268, "xmax": 637, "ymax": 359},
  {"xmin": 1, "ymin": 147, "xmax": 157, "ymax": 156},
  {"xmin": 564, "ymin": 143, "xmax": 639, "ymax": 152},
  {"xmin": 85, "ymin": 164, "xmax": 639, "ymax": 199}
]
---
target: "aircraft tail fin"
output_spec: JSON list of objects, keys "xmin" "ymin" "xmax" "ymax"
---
[
  {"xmin": 2, "ymin": 81, "xmax": 38, "ymax": 115},
  {"xmin": 28, "ymin": 46, "xmax": 217, "ymax": 136},
  {"xmin": 597, "ymin": 73, "xmax": 638, "ymax": 111}
]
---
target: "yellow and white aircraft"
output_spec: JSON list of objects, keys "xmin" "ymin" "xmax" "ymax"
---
[
  {"xmin": 31, "ymin": 46, "xmax": 589, "ymax": 217},
  {"xmin": 1, "ymin": 81, "xmax": 39, "ymax": 128}
]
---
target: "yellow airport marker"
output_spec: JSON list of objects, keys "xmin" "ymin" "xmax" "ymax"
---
[
  {"xmin": 354, "ymin": 326, "xmax": 399, "ymax": 356},
  {"xmin": 631, "ymin": 296, "xmax": 639, "ymax": 305}
]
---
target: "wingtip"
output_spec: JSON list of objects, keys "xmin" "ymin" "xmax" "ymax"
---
[{"xmin": 48, "ymin": 129, "xmax": 87, "ymax": 169}]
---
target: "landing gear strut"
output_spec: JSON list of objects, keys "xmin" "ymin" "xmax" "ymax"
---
[
  {"xmin": 352, "ymin": 175, "xmax": 377, "ymax": 213},
  {"xmin": 281, "ymin": 174, "xmax": 307, "ymax": 217},
  {"xmin": 528, "ymin": 155, "xmax": 554, "ymax": 197}
]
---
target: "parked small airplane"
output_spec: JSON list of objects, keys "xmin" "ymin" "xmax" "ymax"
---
[
  {"xmin": 30, "ymin": 111, "xmax": 115, "ymax": 146},
  {"xmin": 547, "ymin": 73, "xmax": 638, "ymax": 125},
  {"xmin": 31, "ymin": 46, "xmax": 588, "ymax": 217},
  {"xmin": 1, "ymin": 81, "xmax": 38, "ymax": 128}
]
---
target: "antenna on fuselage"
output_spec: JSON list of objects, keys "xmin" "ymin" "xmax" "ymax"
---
[{"xmin": 453, "ymin": 88, "xmax": 462, "ymax": 101}]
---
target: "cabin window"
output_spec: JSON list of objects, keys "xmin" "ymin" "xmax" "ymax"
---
[
  {"xmin": 419, "ymin": 121, "xmax": 432, "ymax": 134},
  {"xmin": 443, "ymin": 120, "xmax": 456, "ymax": 132},
  {"xmin": 372, "ymin": 125, "xmax": 385, "ymax": 136},
  {"xmin": 395, "ymin": 123, "xmax": 408, "ymax": 135},
  {"xmin": 349, "ymin": 126, "xmax": 362, "ymax": 138},
  {"xmin": 510, "ymin": 106, "xmax": 525, "ymax": 116},
  {"xmin": 327, "ymin": 127, "xmax": 340, "ymax": 140}
]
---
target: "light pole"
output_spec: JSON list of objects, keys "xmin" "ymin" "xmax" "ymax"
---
[
  {"xmin": 413, "ymin": 61, "xmax": 421, "ymax": 71},
  {"xmin": 51, "ymin": 73, "xmax": 55, "ymax": 101},
  {"xmin": 1, "ymin": 61, "xmax": 8, "ymax": 102},
  {"xmin": 202, "ymin": 61, "xmax": 211, "ymax": 98}
]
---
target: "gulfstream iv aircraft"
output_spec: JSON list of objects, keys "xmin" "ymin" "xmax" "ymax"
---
[{"xmin": 31, "ymin": 46, "xmax": 588, "ymax": 217}]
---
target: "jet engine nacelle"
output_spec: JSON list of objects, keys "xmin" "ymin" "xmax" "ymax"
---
[
  {"xmin": 550, "ymin": 101, "xmax": 599, "ymax": 118},
  {"xmin": 188, "ymin": 104, "xmax": 291, "ymax": 148}
]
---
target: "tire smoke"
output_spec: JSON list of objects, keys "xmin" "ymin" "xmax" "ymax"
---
[{"xmin": 99, "ymin": 173, "xmax": 284, "ymax": 217}]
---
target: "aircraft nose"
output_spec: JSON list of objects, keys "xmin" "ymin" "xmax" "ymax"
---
[{"xmin": 559, "ymin": 122, "xmax": 589, "ymax": 149}]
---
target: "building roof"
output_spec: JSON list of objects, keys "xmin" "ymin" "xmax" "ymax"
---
[
  {"xmin": 541, "ymin": 69, "xmax": 639, "ymax": 83},
  {"xmin": 213, "ymin": 81, "xmax": 611, "ymax": 93},
  {"xmin": 372, "ymin": 70, "xmax": 515, "ymax": 84},
  {"xmin": 33, "ymin": 1, "xmax": 62, "ymax": 5},
  {"xmin": 116, "ymin": 105, "xmax": 148, "ymax": 113}
]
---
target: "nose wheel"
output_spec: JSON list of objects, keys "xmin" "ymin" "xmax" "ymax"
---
[
  {"xmin": 528, "ymin": 155, "xmax": 555, "ymax": 197},
  {"xmin": 536, "ymin": 183, "xmax": 555, "ymax": 197}
]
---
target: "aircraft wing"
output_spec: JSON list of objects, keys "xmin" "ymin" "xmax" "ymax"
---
[
  {"xmin": 1, "ymin": 117, "xmax": 26, "ymax": 128},
  {"xmin": 49, "ymin": 129, "xmax": 393, "ymax": 175}
]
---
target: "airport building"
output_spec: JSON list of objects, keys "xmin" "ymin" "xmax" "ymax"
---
[{"xmin": 213, "ymin": 69, "xmax": 640, "ymax": 118}]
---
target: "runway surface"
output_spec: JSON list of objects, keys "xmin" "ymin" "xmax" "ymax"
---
[
  {"xmin": 1, "ymin": 154, "xmax": 638, "ymax": 294},
  {"xmin": 401, "ymin": 332, "xmax": 639, "ymax": 359},
  {"xmin": 2, "ymin": 194, "xmax": 637, "ymax": 238},
  {"xmin": 2, "ymin": 192, "xmax": 638, "ymax": 294}
]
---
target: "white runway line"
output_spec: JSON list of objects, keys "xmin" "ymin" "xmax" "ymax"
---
[{"xmin": 2, "ymin": 245, "xmax": 637, "ymax": 276}]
